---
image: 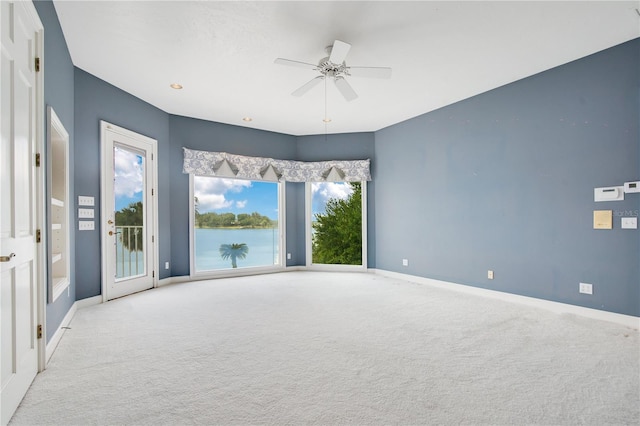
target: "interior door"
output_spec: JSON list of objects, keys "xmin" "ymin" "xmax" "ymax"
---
[
  {"xmin": 1, "ymin": 1, "xmax": 42, "ymax": 424},
  {"xmin": 101, "ymin": 122, "xmax": 157, "ymax": 301}
]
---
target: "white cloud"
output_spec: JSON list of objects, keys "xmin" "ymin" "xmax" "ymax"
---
[
  {"xmin": 114, "ymin": 148, "xmax": 143, "ymax": 198},
  {"xmin": 194, "ymin": 177, "xmax": 252, "ymax": 212},
  {"xmin": 312, "ymin": 182, "xmax": 353, "ymax": 204},
  {"xmin": 236, "ymin": 200, "xmax": 247, "ymax": 208}
]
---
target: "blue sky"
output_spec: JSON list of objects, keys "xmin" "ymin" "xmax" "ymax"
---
[
  {"xmin": 114, "ymin": 147, "xmax": 143, "ymax": 211},
  {"xmin": 194, "ymin": 177, "xmax": 279, "ymax": 219}
]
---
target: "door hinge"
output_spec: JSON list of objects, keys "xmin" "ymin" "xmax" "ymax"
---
[
  {"xmin": 152, "ymin": 271, "xmax": 155, "ymax": 278},
  {"xmin": 35, "ymin": 153, "xmax": 41, "ymax": 167},
  {"xmin": 152, "ymin": 188, "xmax": 154, "ymax": 196},
  {"xmin": 35, "ymin": 57, "xmax": 41, "ymax": 72},
  {"xmin": 152, "ymin": 235, "xmax": 154, "ymax": 243},
  {"xmin": 36, "ymin": 229, "xmax": 41, "ymax": 243},
  {"xmin": 37, "ymin": 324, "xmax": 43, "ymax": 339}
]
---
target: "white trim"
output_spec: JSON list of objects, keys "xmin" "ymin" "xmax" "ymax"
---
[
  {"xmin": 75, "ymin": 295, "xmax": 103, "ymax": 310},
  {"xmin": 100, "ymin": 122, "xmax": 158, "ymax": 301},
  {"xmin": 32, "ymin": 4, "xmax": 46, "ymax": 374},
  {"xmin": 373, "ymin": 269, "xmax": 640, "ymax": 329},
  {"xmin": 44, "ymin": 295, "xmax": 101, "ymax": 364},
  {"xmin": 305, "ymin": 182, "xmax": 312, "ymax": 267},
  {"xmin": 361, "ymin": 181, "xmax": 368, "ymax": 269},
  {"xmin": 45, "ymin": 303, "xmax": 76, "ymax": 364},
  {"xmin": 47, "ymin": 107, "xmax": 71, "ymax": 304}
]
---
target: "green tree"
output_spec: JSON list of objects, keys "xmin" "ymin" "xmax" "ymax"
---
[
  {"xmin": 115, "ymin": 201, "xmax": 143, "ymax": 251},
  {"xmin": 312, "ymin": 182, "xmax": 362, "ymax": 265},
  {"xmin": 219, "ymin": 243, "xmax": 249, "ymax": 268}
]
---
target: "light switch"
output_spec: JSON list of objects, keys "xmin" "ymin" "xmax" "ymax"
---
[
  {"xmin": 78, "ymin": 208, "xmax": 94, "ymax": 218},
  {"xmin": 621, "ymin": 217, "xmax": 637, "ymax": 229},
  {"xmin": 78, "ymin": 196, "xmax": 94, "ymax": 206},
  {"xmin": 78, "ymin": 221, "xmax": 94, "ymax": 231}
]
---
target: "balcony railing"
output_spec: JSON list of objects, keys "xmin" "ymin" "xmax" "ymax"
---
[{"xmin": 116, "ymin": 225, "xmax": 144, "ymax": 279}]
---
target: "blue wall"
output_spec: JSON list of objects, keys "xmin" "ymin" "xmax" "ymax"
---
[
  {"xmin": 33, "ymin": 0, "xmax": 640, "ymax": 321},
  {"xmin": 167, "ymin": 115, "xmax": 298, "ymax": 275},
  {"xmin": 33, "ymin": 0, "xmax": 76, "ymax": 342},
  {"xmin": 74, "ymin": 69, "xmax": 171, "ymax": 298},
  {"xmin": 375, "ymin": 39, "xmax": 639, "ymax": 316}
]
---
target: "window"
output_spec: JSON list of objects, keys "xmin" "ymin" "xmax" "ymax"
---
[
  {"xmin": 306, "ymin": 181, "xmax": 367, "ymax": 268},
  {"xmin": 190, "ymin": 175, "xmax": 283, "ymax": 275}
]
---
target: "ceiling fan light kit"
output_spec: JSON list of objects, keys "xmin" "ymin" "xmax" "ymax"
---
[{"xmin": 275, "ymin": 39, "xmax": 392, "ymax": 102}]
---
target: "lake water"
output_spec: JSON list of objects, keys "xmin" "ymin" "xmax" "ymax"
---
[
  {"xmin": 114, "ymin": 228, "xmax": 280, "ymax": 277},
  {"xmin": 195, "ymin": 228, "xmax": 280, "ymax": 271}
]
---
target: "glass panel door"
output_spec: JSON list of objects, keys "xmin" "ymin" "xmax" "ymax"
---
[{"xmin": 114, "ymin": 145, "xmax": 146, "ymax": 280}]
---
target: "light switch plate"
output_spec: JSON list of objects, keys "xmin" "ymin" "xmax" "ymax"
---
[
  {"xmin": 78, "ymin": 221, "xmax": 94, "ymax": 231},
  {"xmin": 78, "ymin": 208, "xmax": 94, "ymax": 219},
  {"xmin": 621, "ymin": 217, "xmax": 637, "ymax": 229},
  {"xmin": 78, "ymin": 196, "xmax": 94, "ymax": 206}
]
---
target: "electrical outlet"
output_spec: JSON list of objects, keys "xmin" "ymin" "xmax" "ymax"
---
[
  {"xmin": 287, "ymin": 253, "xmax": 291, "ymax": 260},
  {"xmin": 78, "ymin": 220, "xmax": 94, "ymax": 231},
  {"xmin": 579, "ymin": 283, "xmax": 593, "ymax": 295},
  {"xmin": 487, "ymin": 270, "xmax": 494, "ymax": 280},
  {"xmin": 402, "ymin": 259, "xmax": 409, "ymax": 266},
  {"xmin": 165, "ymin": 262, "xmax": 170, "ymax": 269}
]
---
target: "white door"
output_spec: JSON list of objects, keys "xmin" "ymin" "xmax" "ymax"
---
[
  {"xmin": 101, "ymin": 122, "xmax": 157, "ymax": 301},
  {"xmin": 0, "ymin": 1, "xmax": 43, "ymax": 424}
]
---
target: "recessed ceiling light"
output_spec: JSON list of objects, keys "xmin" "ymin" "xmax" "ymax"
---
[
  {"xmin": 323, "ymin": 118, "xmax": 332, "ymax": 123},
  {"xmin": 242, "ymin": 117, "xmax": 253, "ymax": 122},
  {"xmin": 170, "ymin": 83, "xmax": 183, "ymax": 89}
]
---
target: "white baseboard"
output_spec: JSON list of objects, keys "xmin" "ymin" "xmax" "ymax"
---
[
  {"xmin": 46, "ymin": 295, "xmax": 102, "ymax": 364},
  {"xmin": 158, "ymin": 266, "xmax": 307, "ymax": 287},
  {"xmin": 373, "ymin": 269, "xmax": 640, "ymax": 329},
  {"xmin": 45, "ymin": 303, "xmax": 77, "ymax": 364},
  {"xmin": 75, "ymin": 295, "xmax": 102, "ymax": 309}
]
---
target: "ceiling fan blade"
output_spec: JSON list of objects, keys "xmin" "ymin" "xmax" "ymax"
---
[
  {"xmin": 274, "ymin": 58, "xmax": 318, "ymax": 70},
  {"xmin": 291, "ymin": 76, "xmax": 324, "ymax": 97},
  {"xmin": 329, "ymin": 40, "xmax": 351, "ymax": 64},
  {"xmin": 347, "ymin": 66, "xmax": 392, "ymax": 79},
  {"xmin": 334, "ymin": 76, "xmax": 358, "ymax": 102}
]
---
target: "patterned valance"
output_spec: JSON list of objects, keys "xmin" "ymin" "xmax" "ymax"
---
[{"xmin": 182, "ymin": 148, "xmax": 371, "ymax": 183}]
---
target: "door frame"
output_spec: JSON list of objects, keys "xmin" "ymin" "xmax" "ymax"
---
[{"xmin": 100, "ymin": 122, "xmax": 158, "ymax": 302}]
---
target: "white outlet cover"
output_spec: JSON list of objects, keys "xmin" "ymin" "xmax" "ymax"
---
[
  {"xmin": 621, "ymin": 217, "xmax": 637, "ymax": 229},
  {"xmin": 402, "ymin": 259, "xmax": 409, "ymax": 266}
]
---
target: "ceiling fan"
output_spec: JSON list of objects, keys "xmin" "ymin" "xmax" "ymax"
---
[{"xmin": 274, "ymin": 40, "xmax": 392, "ymax": 102}]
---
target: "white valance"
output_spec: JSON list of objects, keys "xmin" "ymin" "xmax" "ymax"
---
[{"xmin": 182, "ymin": 148, "xmax": 371, "ymax": 182}]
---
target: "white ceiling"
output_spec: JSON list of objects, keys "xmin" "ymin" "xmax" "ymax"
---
[{"xmin": 52, "ymin": 1, "xmax": 639, "ymax": 136}]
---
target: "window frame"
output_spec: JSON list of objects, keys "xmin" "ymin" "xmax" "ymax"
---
[
  {"xmin": 189, "ymin": 174, "xmax": 286, "ymax": 279},
  {"xmin": 304, "ymin": 180, "xmax": 368, "ymax": 270}
]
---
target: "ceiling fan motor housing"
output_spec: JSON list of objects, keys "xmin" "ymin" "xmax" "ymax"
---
[{"xmin": 317, "ymin": 56, "xmax": 349, "ymax": 77}]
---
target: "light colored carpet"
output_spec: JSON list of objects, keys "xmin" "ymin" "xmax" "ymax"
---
[{"xmin": 10, "ymin": 271, "xmax": 640, "ymax": 425}]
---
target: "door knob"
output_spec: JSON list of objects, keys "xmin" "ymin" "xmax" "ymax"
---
[
  {"xmin": 0, "ymin": 253, "xmax": 16, "ymax": 262},
  {"xmin": 108, "ymin": 220, "xmax": 114, "ymax": 225},
  {"xmin": 108, "ymin": 231, "xmax": 114, "ymax": 236}
]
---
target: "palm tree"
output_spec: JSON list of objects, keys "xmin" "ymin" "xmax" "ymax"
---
[{"xmin": 219, "ymin": 243, "xmax": 249, "ymax": 268}]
